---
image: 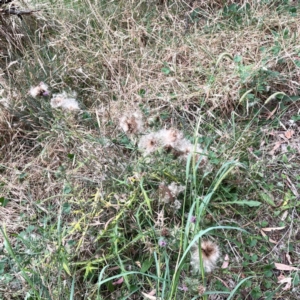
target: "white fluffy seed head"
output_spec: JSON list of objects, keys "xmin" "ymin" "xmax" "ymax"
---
[
  {"xmin": 39, "ymin": 82, "xmax": 49, "ymax": 95},
  {"xmin": 158, "ymin": 182, "xmax": 185, "ymax": 204},
  {"xmin": 61, "ymin": 98, "xmax": 80, "ymax": 110},
  {"xmin": 137, "ymin": 128, "xmax": 207, "ymax": 167},
  {"xmin": 138, "ymin": 132, "xmax": 160, "ymax": 155},
  {"xmin": 29, "ymin": 86, "xmax": 40, "ymax": 98},
  {"xmin": 173, "ymin": 138, "xmax": 193, "ymax": 157},
  {"xmin": 29, "ymin": 82, "xmax": 49, "ymax": 98},
  {"xmin": 157, "ymin": 128, "xmax": 184, "ymax": 148},
  {"xmin": 173, "ymin": 138, "xmax": 207, "ymax": 165},
  {"xmin": 119, "ymin": 112, "xmax": 144, "ymax": 134},
  {"xmin": 173, "ymin": 199, "xmax": 181, "ymax": 210},
  {"xmin": 167, "ymin": 182, "xmax": 185, "ymax": 197},
  {"xmin": 190, "ymin": 240, "xmax": 220, "ymax": 273},
  {"xmin": 138, "ymin": 128, "xmax": 183, "ymax": 155},
  {"xmin": 50, "ymin": 91, "xmax": 80, "ymax": 111},
  {"xmin": 50, "ymin": 95, "xmax": 64, "ymax": 108}
]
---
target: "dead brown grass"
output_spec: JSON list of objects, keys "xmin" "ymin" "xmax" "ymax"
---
[
  {"xmin": 28, "ymin": 0, "xmax": 298, "ymax": 119},
  {"xmin": 0, "ymin": 0, "xmax": 299, "ymax": 230},
  {"xmin": 0, "ymin": 1, "xmax": 298, "ymax": 207}
]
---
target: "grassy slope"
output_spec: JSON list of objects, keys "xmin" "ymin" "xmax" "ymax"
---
[{"xmin": 1, "ymin": 0, "xmax": 300, "ymax": 299}]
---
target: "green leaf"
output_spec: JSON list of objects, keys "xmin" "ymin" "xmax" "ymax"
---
[
  {"xmin": 246, "ymin": 238, "xmax": 257, "ymax": 247},
  {"xmin": 264, "ymin": 270, "xmax": 273, "ymax": 278},
  {"xmin": 62, "ymin": 202, "xmax": 71, "ymax": 214},
  {"xmin": 138, "ymin": 89, "xmax": 146, "ymax": 97},
  {"xmin": 282, "ymin": 154, "xmax": 288, "ymax": 163},
  {"xmin": 261, "ymin": 220, "xmax": 268, "ymax": 227},
  {"xmin": 293, "ymin": 273, "xmax": 300, "ymax": 286},
  {"xmin": 141, "ymin": 258, "xmax": 153, "ymax": 273},
  {"xmin": 264, "ymin": 280, "xmax": 272, "ymax": 288},
  {"xmin": 291, "ymin": 114, "xmax": 300, "ymax": 121},
  {"xmin": 19, "ymin": 173, "xmax": 27, "ymax": 180},
  {"xmin": 67, "ymin": 153, "xmax": 75, "ymax": 160},
  {"xmin": 63, "ymin": 184, "xmax": 72, "ymax": 194},
  {"xmin": 281, "ymin": 95, "xmax": 300, "ymax": 102},
  {"xmin": 69, "ymin": 276, "xmax": 76, "ymax": 300},
  {"xmin": 251, "ymin": 254, "xmax": 258, "ymax": 262},
  {"xmin": 0, "ymin": 197, "xmax": 9, "ymax": 207},
  {"xmin": 295, "ymin": 60, "xmax": 300, "ymax": 68},
  {"xmin": 0, "ymin": 274, "xmax": 13, "ymax": 284},
  {"xmin": 234, "ymin": 55, "xmax": 242, "ymax": 63},
  {"xmin": 259, "ymin": 192, "xmax": 276, "ymax": 207},
  {"xmin": 222, "ymin": 200, "xmax": 261, "ymax": 207},
  {"xmin": 63, "ymin": 259, "xmax": 71, "ymax": 276},
  {"xmin": 161, "ymin": 67, "xmax": 171, "ymax": 75},
  {"xmin": 82, "ymin": 112, "xmax": 91, "ymax": 120},
  {"xmin": 0, "ymin": 261, "xmax": 5, "ymax": 275},
  {"xmin": 251, "ymin": 286, "xmax": 262, "ymax": 299},
  {"xmin": 26, "ymin": 225, "xmax": 35, "ymax": 233},
  {"xmin": 84, "ymin": 262, "xmax": 98, "ymax": 280}
]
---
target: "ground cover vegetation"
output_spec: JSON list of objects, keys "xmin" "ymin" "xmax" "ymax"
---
[{"xmin": 1, "ymin": 0, "xmax": 300, "ymax": 299}]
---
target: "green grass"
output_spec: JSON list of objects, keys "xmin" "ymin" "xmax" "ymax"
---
[{"xmin": 1, "ymin": 0, "xmax": 300, "ymax": 299}]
